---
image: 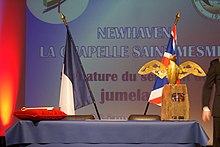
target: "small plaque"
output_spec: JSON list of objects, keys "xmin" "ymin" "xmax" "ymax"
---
[{"xmin": 171, "ymin": 93, "xmax": 185, "ymax": 102}]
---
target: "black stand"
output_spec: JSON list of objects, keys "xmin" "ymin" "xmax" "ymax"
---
[{"xmin": 128, "ymin": 101, "xmax": 161, "ymax": 121}]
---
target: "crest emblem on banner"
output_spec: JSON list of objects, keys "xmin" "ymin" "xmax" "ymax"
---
[
  {"xmin": 26, "ymin": 0, "xmax": 89, "ymax": 24},
  {"xmin": 192, "ymin": 0, "xmax": 220, "ymax": 21}
]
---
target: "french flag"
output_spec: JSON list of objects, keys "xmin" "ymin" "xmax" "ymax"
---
[
  {"xmin": 148, "ymin": 24, "xmax": 179, "ymax": 106},
  {"xmin": 59, "ymin": 26, "xmax": 94, "ymax": 115}
]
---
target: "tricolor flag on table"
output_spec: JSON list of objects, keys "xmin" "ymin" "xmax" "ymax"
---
[
  {"xmin": 148, "ymin": 24, "xmax": 179, "ymax": 106},
  {"xmin": 59, "ymin": 26, "xmax": 94, "ymax": 115}
]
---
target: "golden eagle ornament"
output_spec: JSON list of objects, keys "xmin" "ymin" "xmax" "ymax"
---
[{"xmin": 138, "ymin": 55, "xmax": 206, "ymax": 84}]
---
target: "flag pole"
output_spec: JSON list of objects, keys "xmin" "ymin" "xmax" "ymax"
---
[
  {"xmin": 60, "ymin": 13, "xmax": 101, "ymax": 120},
  {"xmin": 144, "ymin": 11, "xmax": 180, "ymax": 115}
]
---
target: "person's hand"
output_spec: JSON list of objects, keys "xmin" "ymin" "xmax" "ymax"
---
[{"xmin": 202, "ymin": 107, "xmax": 211, "ymax": 122}]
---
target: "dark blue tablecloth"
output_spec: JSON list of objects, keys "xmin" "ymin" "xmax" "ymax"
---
[{"xmin": 5, "ymin": 120, "xmax": 209, "ymax": 147}]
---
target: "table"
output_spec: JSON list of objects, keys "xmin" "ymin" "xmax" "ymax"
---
[{"xmin": 5, "ymin": 120, "xmax": 209, "ymax": 147}]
